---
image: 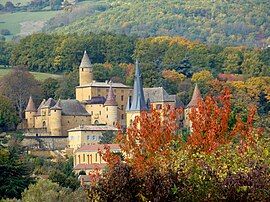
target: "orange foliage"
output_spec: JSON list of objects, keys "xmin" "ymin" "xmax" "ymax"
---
[
  {"xmin": 116, "ymin": 106, "xmax": 182, "ymax": 175},
  {"xmin": 187, "ymin": 88, "xmax": 260, "ymax": 153}
]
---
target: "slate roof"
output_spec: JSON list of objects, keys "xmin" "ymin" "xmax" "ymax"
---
[
  {"xmin": 104, "ymin": 85, "xmax": 117, "ymax": 106},
  {"xmin": 58, "ymin": 99, "xmax": 90, "ymax": 116},
  {"xmin": 186, "ymin": 84, "xmax": 202, "ymax": 108},
  {"xmin": 41, "ymin": 98, "xmax": 56, "ymax": 108},
  {"xmin": 127, "ymin": 60, "xmax": 148, "ymax": 111},
  {"xmin": 75, "ymin": 144, "xmax": 120, "ymax": 152},
  {"xmin": 51, "ymin": 99, "xmax": 62, "ymax": 110},
  {"xmin": 36, "ymin": 99, "xmax": 46, "ymax": 115},
  {"xmin": 77, "ymin": 81, "xmax": 130, "ymax": 88},
  {"xmin": 25, "ymin": 96, "xmax": 36, "ymax": 112},
  {"xmin": 68, "ymin": 125, "xmax": 118, "ymax": 132},
  {"xmin": 143, "ymin": 87, "xmax": 175, "ymax": 102},
  {"xmin": 79, "ymin": 51, "xmax": 92, "ymax": 68},
  {"xmin": 74, "ymin": 163, "xmax": 107, "ymax": 171},
  {"xmin": 85, "ymin": 96, "xmax": 106, "ymax": 105}
]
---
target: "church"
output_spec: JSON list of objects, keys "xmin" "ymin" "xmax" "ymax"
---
[{"xmin": 24, "ymin": 51, "xmax": 199, "ymax": 136}]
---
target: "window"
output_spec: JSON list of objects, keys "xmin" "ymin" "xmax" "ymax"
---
[
  {"xmin": 82, "ymin": 68, "xmax": 84, "ymax": 71},
  {"xmin": 121, "ymin": 105, "xmax": 124, "ymax": 110},
  {"xmin": 107, "ymin": 115, "xmax": 108, "ymax": 118},
  {"xmin": 99, "ymin": 111, "xmax": 101, "ymax": 115},
  {"xmin": 106, "ymin": 107, "xmax": 108, "ymax": 111},
  {"xmin": 121, "ymin": 114, "xmax": 124, "ymax": 120},
  {"xmin": 83, "ymin": 154, "xmax": 85, "ymax": 162},
  {"xmin": 92, "ymin": 135, "xmax": 96, "ymax": 140},
  {"xmin": 121, "ymin": 95, "xmax": 124, "ymax": 101},
  {"xmin": 87, "ymin": 135, "xmax": 90, "ymax": 140}
]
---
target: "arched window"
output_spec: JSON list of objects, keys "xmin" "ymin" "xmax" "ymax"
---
[
  {"xmin": 42, "ymin": 121, "xmax": 46, "ymax": 128},
  {"xmin": 94, "ymin": 120, "xmax": 99, "ymax": 125}
]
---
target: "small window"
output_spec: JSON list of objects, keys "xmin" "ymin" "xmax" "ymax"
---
[
  {"xmin": 121, "ymin": 114, "xmax": 124, "ymax": 119},
  {"xmin": 106, "ymin": 107, "xmax": 108, "ymax": 111},
  {"xmin": 92, "ymin": 135, "xmax": 96, "ymax": 140},
  {"xmin": 82, "ymin": 68, "xmax": 84, "ymax": 71},
  {"xmin": 121, "ymin": 95, "xmax": 124, "ymax": 101},
  {"xmin": 121, "ymin": 105, "xmax": 124, "ymax": 110},
  {"xmin": 95, "ymin": 153, "xmax": 98, "ymax": 162},
  {"xmin": 83, "ymin": 154, "xmax": 85, "ymax": 162},
  {"xmin": 107, "ymin": 115, "xmax": 108, "ymax": 118},
  {"xmin": 99, "ymin": 111, "xmax": 101, "ymax": 115}
]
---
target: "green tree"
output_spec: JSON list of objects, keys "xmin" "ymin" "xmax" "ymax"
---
[
  {"xmin": 0, "ymin": 96, "xmax": 19, "ymax": 132},
  {"xmin": 41, "ymin": 78, "xmax": 59, "ymax": 99},
  {"xmin": 99, "ymin": 131, "xmax": 116, "ymax": 144}
]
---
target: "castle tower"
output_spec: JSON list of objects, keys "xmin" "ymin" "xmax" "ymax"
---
[
  {"xmin": 25, "ymin": 96, "xmax": 37, "ymax": 128},
  {"xmin": 50, "ymin": 100, "xmax": 62, "ymax": 136},
  {"xmin": 126, "ymin": 60, "xmax": 149, "ymax": 127},
  {"xmin": 104, "ymin": 84, "xmax": 118, "ymax": 126},
  {"xmin": 185, "ymin": 84, "xmax": 202, "ymax": 128},
  {"xmin": 79, "ymin": 50, "xmax": 93, "ymax": 86}
]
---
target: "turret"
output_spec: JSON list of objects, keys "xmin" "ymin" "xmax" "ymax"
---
[
  {"xmin": 126, "ymin": 60, "xmax": 148, "ymax": 127},
  {"xmin": 185, "ymin": 84, "xmax": 202, "ymax": 129},
  {"xmin": 79, "ymin": 50, "xmax": 93, "ymax": 86},
  {"xmin": 25, "ymin": 96, "xmax": 37, "ymax": 128},
  {"xmin": 50, "ymin": 100, "xmax": 62, "ymax": 136},
  {"xmin": 104, "ymin": 84, "xmax": 118, "ymax": 126}
]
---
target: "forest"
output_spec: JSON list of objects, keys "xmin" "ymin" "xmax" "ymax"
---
[{"xmin": 44, "ymin": 0, "xmax": 270, "ymax": 47}]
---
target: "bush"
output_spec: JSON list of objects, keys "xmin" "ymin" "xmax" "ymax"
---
[{"xmin": 0, "ymin": 29, "xmax": 11, "ymax": 36}]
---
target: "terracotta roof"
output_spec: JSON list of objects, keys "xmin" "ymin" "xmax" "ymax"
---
[
  {"xmin": 104, "ymin": 85, "xmax": 117, "ymax": 106},
  {"xmin": 51, "ymin": 99, "xmax": 62, "ymax": 110},
  {"xmin": 186, "ymin": 84, "xmax": 202, "ymax": 108},
  {"xmin": 74, "ymin": 163, "xmax": 107, "ymax": 170},
  {"xmin": 68, "ymin": 125, "xmax": 118, "ymax": 132},
  {"xmin": 218, "ymin": 73, "xmax": 244, "ymax": 82},
  {"xmin": 42, "ymin": 98, "xmax": 56, "ymax": 108},
  {"xmin": 80, "ymin": 51, "xmax": 92, "ymax": 68},
  {"xmin": 85, "ymin": 96, "xmax": 106, "ymax": 105},
  {"xmin": 75, "ymin": 144, "xmax": 120, "ymax": 152},
  {"xmin": 36, "ymin": 99, "xmax": 46, "ymax": 115},
  {"xmin": 25, "ymin": 96, "xmax": 36, "ymax": 112}
]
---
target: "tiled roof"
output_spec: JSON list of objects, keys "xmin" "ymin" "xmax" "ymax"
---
[
  {"xmin": 74, "ymin": 163, "xmax": 107, "ymax": 170},
  {"xmin": 127, "ymin": 60, "xmax": 148, "ymax": 111},
  {"xmin": 143, "ymin": 87, "xmax": 176, "ymax": 102},
  {"xmin": 77, "ymin": 81, "xmax": 130, "ymax": 88},
  {"xmin": 68, "ymin": 125, "xmax": 118, "ymax": 132},
  {"xmin": 85, "ymin": 96, "xmax": 106, "ymax": 105},
  {"xmin": 59, "ymin": 99, "xmax": 90, "ymax": 116},
  {"xmin": 36, "ymin": 99, "xmax": 46, "ymax": 115},
  {"xmin": 186, "ymin": 84, "xmax": 202, "ymax": 108},
  {"xmin": 51, "ymin": 99, "xmax": 62, "ymax": 110},
  {"xmin": 104, "ymin": 85, "xmax": 117, "ymax": 106},
  {"xmin": 80, "ymin": 51, "xmax": 92, "ymax": 68},
  {"xmin": 41, "ymin": 98, "xmax": 56, "ymax": 108},
  {"xmin": 25, "ymin": 96, "xmax": 36, "ymax": 112},
  {"xmin": 75, "ymin": 144, "xmax": 120, "ymax": 152}
]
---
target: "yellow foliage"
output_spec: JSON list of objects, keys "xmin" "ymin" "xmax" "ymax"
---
[
  {"xmin": 191, "ymin": 70, "xmax": 213, "ymax": 83},
  {"xmin": 162, "ymin": 69, "xmax": 185, "ymax": 83}
]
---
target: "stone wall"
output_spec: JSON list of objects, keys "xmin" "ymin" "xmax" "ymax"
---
[{"xmin": 22, "ymin": 136, "xmax": 68, "ymax": 150}]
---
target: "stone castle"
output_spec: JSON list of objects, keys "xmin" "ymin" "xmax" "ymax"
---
[{"xmin": 24, "ymin": 51, "xmax": 201, "ymax": 136}]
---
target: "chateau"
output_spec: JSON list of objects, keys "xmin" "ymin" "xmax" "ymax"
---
[{"xmin": 24, "ymin": 51, "xmax": 184, "ymax": 136}]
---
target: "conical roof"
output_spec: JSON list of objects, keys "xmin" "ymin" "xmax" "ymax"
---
[
  {"xmin": 51, "ymin": 99, "xmax": 62, "ymax": 110},
  {"xmin": 104, "ymin": 84, "xmax": 117, "ymax": 106},
  {"xmin": 25, "ymin": 96, "xmax": 36, "ymax": 112},
  {"xmin": 186, "ymin": 84, "xmax": 202, "ymax": 108},
  {"xmin": 79, "ymin": 50, "xmax": 92, "ymax": 68},
  {"xmin": 128, "ymin": 60, "xmax": 148, "ymax": 111}
]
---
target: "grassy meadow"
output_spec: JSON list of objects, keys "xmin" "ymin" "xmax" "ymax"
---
[
  {"xmin": 0, "ymin": 10, "xmax": 59, "ymax": 38},
  {"xmin": 0, "ymin": 68, "xmax": 62, "ymax": 81}
]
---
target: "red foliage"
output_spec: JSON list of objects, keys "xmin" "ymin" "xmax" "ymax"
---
[{"xmin": 187, "ymin": 88, "xmax": 260, "ymax": 153}]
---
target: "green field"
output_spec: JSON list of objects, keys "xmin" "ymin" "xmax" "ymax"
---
[
  {"xmin": 0, "ymin": 0, "xmax": 30, "ymax": 6},
  {"xmin": 0, "ymin": 10, "xmax": 59, "ymax": 37},
  {"xmin": 0, "ymin": 68, "xmax": 62, "ymax": 81}
]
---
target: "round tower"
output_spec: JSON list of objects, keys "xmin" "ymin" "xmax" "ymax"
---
[
  {"xmin": 104, "ymin": 84, "xmax": 118, "ymax": 126},
  {"xmin": 79, "ymin": 50, "xmax": 93, "ymax": 86},
  {"xmin": 50, "ymin": 100, "xmax": 62, "ymax": 136},
  {"xmin": 25, "ymin": 96, "xmax": 37, "ymax": 128}
]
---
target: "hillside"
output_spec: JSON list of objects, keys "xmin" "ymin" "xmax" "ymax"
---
[
  {"xmin": 0, "ymin": 68, "xmax": 62, "ymax": 81},
  {"xmin": 45, "ymin": 0, "xmax": 270, "ymax": 47}
]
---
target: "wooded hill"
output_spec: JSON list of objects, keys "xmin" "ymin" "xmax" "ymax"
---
[{"xmin": 45, "ymin": 0, "xmax": 270, "ymax": 47}]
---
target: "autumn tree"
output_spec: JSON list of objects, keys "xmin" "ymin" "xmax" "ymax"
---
[
  {"xmin": 187, "ymin": 88, "xmax": 259, "ymax": 153},
  {"xmin": 0, "ymin": 66, "xmax": 41, "ymax": 119}
]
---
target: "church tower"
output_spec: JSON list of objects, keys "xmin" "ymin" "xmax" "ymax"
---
[
  {"xmin": 104, "ymin": 84, "xmax": 118, "ymax": 126},
  {"xmin": 25, "ymin": 96, "xmax": 37, "ymax": 128},
  {"xmin": 126, "ymin": 60, "xmax": 148, "ymax": 127},
  {"xmin": 184, "ymin": 84, "xmax": 202, "ymax": 128},
  {"xmin": 79, "ymin": 51, "xmax": 93, "ymax": 86},
  {"xmin": 50, "ymin": 99, "xmax": 62, "ymax": 136}
]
